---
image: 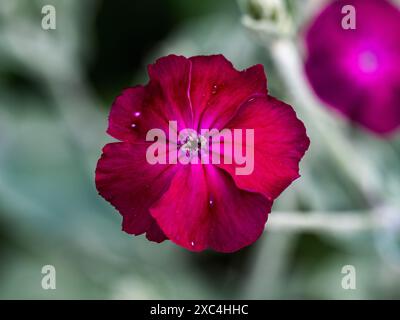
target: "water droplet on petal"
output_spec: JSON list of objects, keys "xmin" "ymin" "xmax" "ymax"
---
[
  {"xmin": 209, "ymin": 200, "xmax": 213, "ymax": 206},
  {"xmin": 131, "ymin": 123, "xmax": 136, "ymax": 128},
  {"xmin": 134, "ymin": 111, "xmax": 141, "ymax": 117},
  {"xmin": 191, "ymin": 241, "xmax": 195, "ymax": 247}
]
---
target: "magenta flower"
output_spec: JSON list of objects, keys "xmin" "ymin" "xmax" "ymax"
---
[
  {"xmin": 305, "ymin": 0, "xmax": 400, "ymax": 135},
  {"xmin": 95, "ymin": 54, "xmax": 309, "ymax": 252}
]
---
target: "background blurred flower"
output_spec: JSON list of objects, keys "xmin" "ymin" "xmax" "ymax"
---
[{"xmin": 304, "ymin": 0, "xmax": 400, "ymax": 135}]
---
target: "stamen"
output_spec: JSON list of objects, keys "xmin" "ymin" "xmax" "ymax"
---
[{"xmin": 179, "ymin": 134, "xmax": 208, "ymax": 160}]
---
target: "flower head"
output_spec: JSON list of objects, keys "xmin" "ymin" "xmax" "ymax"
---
[
  {"xmin": 305, "ymin": 0, "xmax": 400, "ymax": 135},
  {"xmin": 95, "ymin": 54, "xmax": 309, "ymax": 252}
]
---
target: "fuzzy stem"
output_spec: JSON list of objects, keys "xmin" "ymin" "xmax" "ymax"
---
[{"xmin": 268, "ymin": 210, "xmax": 384, "ymax": 233}]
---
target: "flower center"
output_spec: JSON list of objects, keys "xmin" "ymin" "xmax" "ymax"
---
[
  {"xmin": 179, "ymin": 133, "xmax": 207, "ymax": 158},
  {"xmin": 358, "ymin": 51, "xmax": 379, "ymax": 73}
]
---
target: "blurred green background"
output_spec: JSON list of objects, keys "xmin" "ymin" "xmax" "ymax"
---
[{"xmin": 1, "ymin": 0, "xmax": 400, "ymax": 299}]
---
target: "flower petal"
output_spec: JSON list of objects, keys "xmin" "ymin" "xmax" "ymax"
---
[
  {"xmin": 215, "ymin": 96, "xmax": 310, "ymax": 200},
  {"xmin": 189, "ymin": 55, "xmax": 267, "ymax": 130},
  {"xmin": 147, "ymin": 54, "xmax": 193, "ymax": 130},
  {"xmin": 107, "ymin": 55, "xmax": 194, "ymax": 143},
  {"xmin": 150, "ymin": 165, "xmax": 272, "ymax": 253},
  {"xmin": 95, "ymin": 142, "xmax": 177, "ymax": 242},
  {"xmin": 107, "ymin": 86, "xmax": 146, "ymax": 142}
]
